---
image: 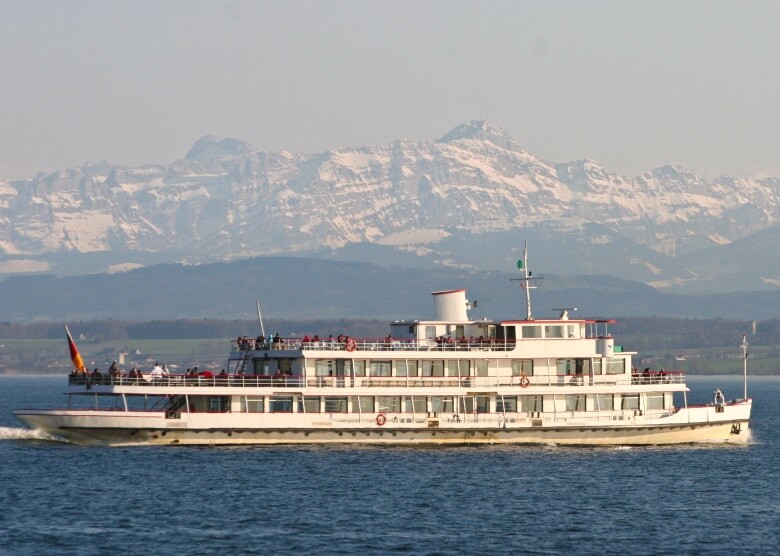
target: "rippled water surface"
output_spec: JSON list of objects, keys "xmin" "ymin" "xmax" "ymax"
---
[{"xmin": 1, "ymin": 375, "xmax": 778, "ymax": 555}]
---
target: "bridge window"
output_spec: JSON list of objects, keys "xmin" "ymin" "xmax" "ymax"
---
[
  {"xmin": 545, "ymin": 325, "xmax": 564, "ymax": 338},
  {"xmin": 475, "ymin": 396, "xmax": 491, "ymax": 413},
  {"xmin": 315, "ymin": 360, "xmax": 335, "ymax": 376},
  {"xmin": 522, "ymin": 326, "xmax": 542, "ymax": 339}
]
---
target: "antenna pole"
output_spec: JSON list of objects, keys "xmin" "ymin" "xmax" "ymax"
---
[
  {"xmin": 741, "ymin": 333, "xmax": 748, "ymax": 400},
  {"xmin": 523, "ymin": 242, "xmax": 533, "ymax": 320},
  {"xmin": 256, "ymin": 301, "xmax": 266, "ymax": 338},
  {"xmin": 510, "ymin": 240, "xmax": 542, "ymax": 320}
]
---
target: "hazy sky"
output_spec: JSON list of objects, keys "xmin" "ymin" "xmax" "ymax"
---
[{"xmin": 1, "ymin": 0, "xmax": 778, "ymax": 180}]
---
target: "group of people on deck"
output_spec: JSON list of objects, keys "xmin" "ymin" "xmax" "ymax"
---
[{"xmin": 631, "ymin": 367, "xmax": 669, "ymax": 384}]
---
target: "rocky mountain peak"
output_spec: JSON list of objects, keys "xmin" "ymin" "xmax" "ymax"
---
[
  {"xmin": 185, "ymin": 135, "xmax": 256, "ymax": 161},
  {"xmin": 438, "ymin": 120, "xmax": 514, "ymax": 147}
]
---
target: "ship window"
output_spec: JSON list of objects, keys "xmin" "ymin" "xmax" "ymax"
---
[
  {"xmin": 592, "ymin": 359, "xmax": 603, "ymax": 375},
  {"xmin": 278, "ymin": 359, "xmax": 293, "ymax": 374},
  {"xmin": 476, "ymin": 360, "xmax": 489, "ymax": 377},
  {"xmin": 425, "ymin": 326, "xmax": 437, "ymax": 340},
  {"xmin": 403, "ymin": 396, "xmax": 427, "ymax": 414},
  {"xmin": 351, "ymin": 396, "xmax": 375, "ymax": 413},
  {"xmin": 646, "ymin": 393, "xmax": 665, "ymax": 410},
  {"xmin": 565, "ymin": 394, "xmax": 586, "ymax": 412},
  {"xmin": 270, "ymin": 396, "xmax": 294, "ymax": 413},
  {"xmin": 512, "ymin": 359, "xmax": 533, "ymax": 376},
  {"xmin": 315, "ymin": 360, "xmax": 335, "ymax": 376},
  {"xmin": 377, "ymin": 396, "xmax": 401, "ymax": 413},
  {"xmin": 421, "ymin": 360, "xmax": 444, "ymax": 376},
  {"xmin": 522, "ymin": 326, "xmax": 542, "ymax": 339},
  {"xmin": 241, "ymin": 397, "xmax": 264, "ymax": 413},
  {"xmin": 521, "ymin": 395, "xmax": 544, "ymax": 413},
  {"xmin": 448, "ymin": 359, "xmax": 470, "ymax": 377},
  {"xmin": 606, "ymin": 358, "xmax": 625, "ymax": 375},
  {"xmin": 209, "ymin": 396, "xmax": 229, "ymax": 412},
  {"xmin": 431, "ymin": 396, "xmax": 454, "ymax": 413},
  {"xmin": 475, "ymin": 396, "xmax": 491, "ymax": 413},
  {"xmin": 370, "ymin": 361, "xmax": 392, "ymax": 377},
  {"xmin": 593, "ymin": 394, "xmax": 613, "ymax": 411},
  {"xmin": 496, "ymin": 396, "xmax": 517, "ymax": 412},
  {"xmin": 324, "ymin": 397, "xmax": 348, "ymax": 413},
  {"xmin": 557, "ymin": 359, "xmax": 575, "ymax": 375},
  {"xmin": 459, "ymin": 397, "xmax": 474, "ymax": 413},
  {"xmin": 396, "ymin": 360, "xmax": 419, "ymax": 377},
  {"xmin": 298, "ymin": 397, "xmax": 320, "ymax": 413},
  {"xmin": 545, "ymin": 325, "xmax": 564, "ymax": 338},
  {"xmin": 352, "ymin": 360, "xmax": 366, "ymax": 377},
  {"xmin": 621, "ymin": 394, "xmax": 640, "ymax": 410},
  {"xmin": 254, "ymin": 359, "xmax": 271, "ymax": 375}
]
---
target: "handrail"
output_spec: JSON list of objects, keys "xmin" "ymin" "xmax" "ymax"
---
[{"xmin": 68, "ymin": 372, "xmax": 686, "ymax": 389}]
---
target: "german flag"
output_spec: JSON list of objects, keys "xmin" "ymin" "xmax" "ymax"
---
[{"xmin": 65, "ymin": 325, "xmax": 85, "ymax": 372}]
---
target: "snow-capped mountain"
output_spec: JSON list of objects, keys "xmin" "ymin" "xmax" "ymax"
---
[{"xmin": 1, "ymin": 121, "xmax": 778, "ymax": 292}]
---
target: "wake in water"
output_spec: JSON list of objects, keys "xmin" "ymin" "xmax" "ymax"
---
[{"xmin": 0, "ymin": 426, "xmax": 63, "ymax": 442}]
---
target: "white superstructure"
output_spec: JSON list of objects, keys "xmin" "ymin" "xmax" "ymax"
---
[{"xmin": 15, "ymin": 261, "xmax": 752, "ymax": 447}]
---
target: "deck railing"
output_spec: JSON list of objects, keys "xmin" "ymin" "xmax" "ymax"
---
[{"xmin": 68, "ymin": 372, "xmax": 685, "ymax": 389}]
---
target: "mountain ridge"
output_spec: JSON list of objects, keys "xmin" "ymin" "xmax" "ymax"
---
[{"xmin": 1, "ymin": 120, "xmax": 778, "ymax": 294}]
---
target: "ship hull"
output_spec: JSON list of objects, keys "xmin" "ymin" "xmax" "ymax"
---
[{"xmin": 14, "ymin": 409, "xmax": 751, "ymax": 447}]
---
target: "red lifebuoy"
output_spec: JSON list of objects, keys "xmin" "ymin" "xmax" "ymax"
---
[
  {"xmin": 376, "ymin": 413, "xmax": 386, "ymax": 426},
  {"xmin": 520, "ymin": 375, "xmax": 530, "ymax": 388},
  {"xmin": 346, "ymin": 338, "xmax": 357, "ymax": 352}
]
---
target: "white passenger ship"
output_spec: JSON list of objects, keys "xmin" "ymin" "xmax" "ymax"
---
[{"xmin": 15, "ymin": 253, "xmax": 752, "ymax": 446}]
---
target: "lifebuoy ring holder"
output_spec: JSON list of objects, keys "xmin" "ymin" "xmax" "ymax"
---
[
  {"xmin": 346, "ymin": 338, "xmax": 357, "ymax": 352},
  {"xmin": 376, "ymin": 413, "xmax": 386, "ymax": 426},
  {"xmin": 520, "ymin": 375, "xmax": 530, "ymax": 388}
]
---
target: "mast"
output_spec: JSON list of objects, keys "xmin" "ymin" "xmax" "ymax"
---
[
  {"xmin": 256, "ymin": 301, "xmax": 266, "ymax": 339},
  {"xmin": 741, "ymin": 333, "xmax": 748, "ymax": 400},
  {"xmin": 510, "ymin": 241, "xmax": 542, "ymax": 320}
]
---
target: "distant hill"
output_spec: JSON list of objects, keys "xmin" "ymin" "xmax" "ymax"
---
[{"xmin": 1, "ymin": 255, "xmax": 778, "ymax": 322}]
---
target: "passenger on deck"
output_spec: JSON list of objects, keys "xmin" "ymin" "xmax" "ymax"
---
[
  {"xmin": 108, "ymin": 360, "xmax": 118, "ymax": 375},
  {"xmin": 273, "ymin": 333, "xmax": 281, "ymax": 349},
  {"xmin": 218, "ymin": 369, "xmax": 228, "ymax": 378},
  {"xmin": 642, "ymin": 367, "xmax": 651, "ymax": 383},
  {"xmin": 256, "ymin": 335, "xmax": 265, "ymax": 348},
  {"xmin": 303, "ymin": 334, "xmax": 310, "ymax": 347}
]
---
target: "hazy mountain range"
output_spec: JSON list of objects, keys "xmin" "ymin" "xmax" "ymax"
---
[{"xmin": 0, "ymin": 121, "xmax": 778, "ymax": 321}]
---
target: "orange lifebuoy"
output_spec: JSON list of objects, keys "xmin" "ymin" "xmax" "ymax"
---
[
  {"xmin": 376, "ymin": 413, "xmax": 386, "ymax": 426},
  {"xmin": 520, "ymin": 375, "xmax": 530, "ymax": 388},
  {"xmin": 346, "ymin": 338, "xmax": 357, "ymax": 352}
]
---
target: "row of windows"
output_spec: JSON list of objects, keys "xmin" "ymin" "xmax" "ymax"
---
[
  {"xmin": 309, "ymin": 358, "xmax": 625, "ymax": 377},
  {"xmin": 235, "ymin": 393, "xmax": 666, "ymax": 414}
]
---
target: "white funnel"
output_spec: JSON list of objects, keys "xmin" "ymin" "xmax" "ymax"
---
[{"xmin": 432, "ymin": 289, "xmax": 469, "ymax": 321}]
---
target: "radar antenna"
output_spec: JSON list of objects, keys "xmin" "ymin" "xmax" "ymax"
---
[{"xmin": 509, "ymin": 241, "xmax": 543, "ymax": 320}]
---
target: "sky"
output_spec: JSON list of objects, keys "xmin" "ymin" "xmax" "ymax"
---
[{"xmin": 1, "ymin": 0, "xmax": 779, "ymax": 181}]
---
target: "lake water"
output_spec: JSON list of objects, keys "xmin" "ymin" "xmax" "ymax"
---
[{"xmin": 1, "ymin": 375, "xmax": 778, "ymax": 555}]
